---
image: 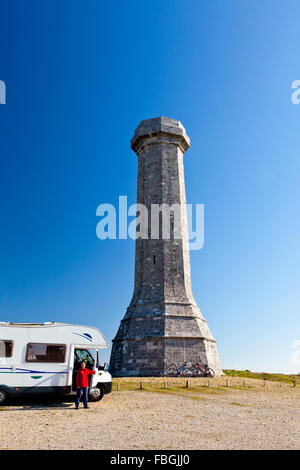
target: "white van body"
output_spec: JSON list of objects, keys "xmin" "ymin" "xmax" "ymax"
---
[{"xmin": 0, "ymin": 322, "xmax": 112, "ymax": 404}]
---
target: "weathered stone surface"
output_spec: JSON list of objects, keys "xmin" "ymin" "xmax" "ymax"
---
[{"xmin": 109, "ymin": 116, "xmax": 222, "ymax": 376}]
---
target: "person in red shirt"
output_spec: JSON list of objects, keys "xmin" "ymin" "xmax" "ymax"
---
[{"xmin": 75, "ymin": 361, "xmax": 96, "ymax": 409}]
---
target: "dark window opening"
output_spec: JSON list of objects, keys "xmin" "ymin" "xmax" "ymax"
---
[
  {"xmin": 26, "ymin": 343, "xmax": 66, "ymax": 363},
  {"xmin": 153, "ymin": 255, "xmax": 156, "ymax": 264},
  {"xmin": 74, "ymin": 349, "xmax": 95, "ymax": 369},
  {"xmin": 0, "ymin": 340, "xmax": 13, "ymax": 358}
]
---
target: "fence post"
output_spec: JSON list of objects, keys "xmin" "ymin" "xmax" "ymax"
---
[
  {"xmin": 186, "ymin": 380, "xmax": 189, "ymax": 388},
  {"xmin": 164, "ymin": 381, "xmax": 167, "ymax": 389},
  {"xmin": 263, "ymin": 378, "xmax": 266, "ymax": 387},
  {"xmin": 140, "ymin": 381, "xmax": 143, "ymax": 390},
  {"xmin": 226, "ymin": 379, "xmax": 229, "ymax": 387},
  {"xmin": 207, "ymin": 379, "xmax": 210, "ymax": 387},
  {"xmin": 117, "ymin": 382, "xmax": 120, "ymax": 391},
  {"xmin": 294, "ymin": 381, "xmax": 296, "ymax": 388},
  {"xmin": 243, "ymin": 380, "xmax": 245, "ymax": 387}
]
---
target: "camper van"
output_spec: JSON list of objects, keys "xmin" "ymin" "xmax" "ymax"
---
[{"xmin": 0, "ymin": 322, "xmax": 112, "ymax": 404}]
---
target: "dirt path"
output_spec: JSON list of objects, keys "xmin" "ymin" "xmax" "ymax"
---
[{"xmin": 0, "ymin": 387, "xmax": 299, "ymax": 450}]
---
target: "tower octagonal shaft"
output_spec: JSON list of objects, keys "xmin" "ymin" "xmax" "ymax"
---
[{"xmin": 109, "ymin": 117, "xmax": 222, "ymax": 377}]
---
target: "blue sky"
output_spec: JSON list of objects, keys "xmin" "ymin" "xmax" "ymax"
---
[{"xmin": 0, "ymin": 0, "xmax": 299, "ymax": 372}]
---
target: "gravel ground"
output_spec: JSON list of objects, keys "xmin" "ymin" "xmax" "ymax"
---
[{"xmin": 0, "ymin": 386, "xmax": 299, "ymax": 450}]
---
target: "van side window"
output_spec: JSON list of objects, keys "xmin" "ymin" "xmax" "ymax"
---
[
  {"xmin": 0, "ymin": 340, "xmax": 13, "ymax": 358},
  {"xmin": 26, "ymin": 343, "xmax": 66, "ymax": 363}
]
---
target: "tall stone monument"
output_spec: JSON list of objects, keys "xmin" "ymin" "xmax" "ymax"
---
[{"xmin": 109, "ymin": 117, "xmax": 222, "ymax": 376}]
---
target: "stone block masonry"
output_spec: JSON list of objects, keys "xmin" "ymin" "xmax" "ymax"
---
[{"xmin": 109, "ymin": 117, "xmax": 222, "ymax": 376}]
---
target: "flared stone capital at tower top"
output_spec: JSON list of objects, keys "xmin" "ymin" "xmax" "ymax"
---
[{"xmin": 131, "ymin": 116, "xmax": 190, "ymax": 155}]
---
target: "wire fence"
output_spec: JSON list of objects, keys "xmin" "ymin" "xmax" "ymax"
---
[{"xmin": 112, "ymin": 376, "xmax": 298, "ymax": 391}]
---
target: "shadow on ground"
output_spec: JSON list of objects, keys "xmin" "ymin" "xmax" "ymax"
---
[{"xmin": 0, "ymin": 394, "xmax": 76, "ymax": 410}]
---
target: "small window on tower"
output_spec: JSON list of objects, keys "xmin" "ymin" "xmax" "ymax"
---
[{"xmin": 153, "ymin": 255, "xmax": 156, "ymax": 264}]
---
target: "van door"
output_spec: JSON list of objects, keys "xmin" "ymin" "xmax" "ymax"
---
[{"xmin": 72, "ymin": 348, "xmax": 96, "ymax": 391}]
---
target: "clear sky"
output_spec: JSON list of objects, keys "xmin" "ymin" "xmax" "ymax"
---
[{"xmin": 0, "ymin": 0, "xmax": 299, "ymax": 373}]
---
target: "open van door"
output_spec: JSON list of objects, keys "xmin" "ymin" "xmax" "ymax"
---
[{"xmin": 71, "ymin": 347, "xmax": 96, "ymax": 391}]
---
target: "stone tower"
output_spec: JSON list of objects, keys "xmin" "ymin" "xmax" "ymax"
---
[{"xmin": 109, "ymin": 117, "xmax": 222, "ymax": 376}]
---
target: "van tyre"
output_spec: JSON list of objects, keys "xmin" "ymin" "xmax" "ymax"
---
[
  {"xmin": 89, "ymin": 386, "xmax": 104, "ymax": 402},
  {"xmin": 0, "ymin": 389, "xmax": 7, "ymax": 404}
]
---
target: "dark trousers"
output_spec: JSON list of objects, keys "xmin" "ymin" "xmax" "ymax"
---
[{"xmin": 75, "ymin": 387, "xmax": 89, "ymax": 408}]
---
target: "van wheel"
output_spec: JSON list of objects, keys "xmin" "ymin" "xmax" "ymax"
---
[
  {"xmin": 0, "ymin": 389, "xmax": 7, "ymax": 404},
  {"xmin": 89, "ymin": 386, "xmax": 104, "ymax": 402}
]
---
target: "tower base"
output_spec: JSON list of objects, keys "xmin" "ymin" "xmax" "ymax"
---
[
  {"xmin": 110, "ymin": 337, "xmax": 222, "ymax": 377},
  {"xmin": 109, "ymin": 305, "xmax": 222, "ymax": 377}
]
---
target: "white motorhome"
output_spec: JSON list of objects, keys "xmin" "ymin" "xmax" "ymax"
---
[{"xmin": 0, "ymin": 322, "xmax": 112, "ymax": 404}]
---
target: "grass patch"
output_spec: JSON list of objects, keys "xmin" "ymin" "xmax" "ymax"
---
[
  {"xmin": 223, "ymin": 369, "xmax": 300, "ymax": 385},
  {"xmin": 228, "ymin": 385, "xmax": 255, "ymax": 391},
  {"xmin": 112, "ymin": 380, "xmax": 226, "ymax": 399}
]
